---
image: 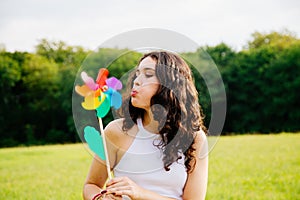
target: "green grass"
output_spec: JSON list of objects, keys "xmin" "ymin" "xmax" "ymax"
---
[
  {"xmin": 0, "ymin": 144, "xmax": 91, "ymax": 199},
  {"xmin": 207, "ymin": 133, "xmax": 300, "ymax": 200},
  {"xmin": 0, "ymin": 133, "xmax": 299, "ymax": 199}
]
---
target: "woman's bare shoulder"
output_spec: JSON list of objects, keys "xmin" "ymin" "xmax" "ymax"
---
[
  {"xmin": 105, "ymin": 118, "xmax": 137, "ymax": 151},
  {"xmin": 104, "ymin": 118, "xmax": 125, "ymax": 137},
  {"xmin": 105, "ymin": 118, "xmax": 124, "ymax": 130},
  {"xmin": 194, "ymin": 129, "xmax": 207, "ymax": 144},
  {"xmin": 194, "ymin": 129, "xmax": 208, "ymax": 158}
]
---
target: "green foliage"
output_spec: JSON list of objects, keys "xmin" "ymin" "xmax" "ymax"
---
[
  {"xmin": 0, "ymin": 30, "xmax": 299, "ymax": 147},
  {"xmin": 221, "ymin": 32, "xmax": 300, "ymax": 133},
  {"xmin": 22, "ymin": 53, "xmax": 59, "ymax": 96},
  {"xmin": 205, "ymin": 42, "xmax": 236, "ymax": 70},
  {"xmin": 0, "ymin": 53, "xmax": 21, "ymax": 87},
  {"xmin": 36, "ymin": 39, "xmax": 89, "ymax": 66},
  {"xmin": 263, "ymin": 41, "xmax": 300, "ymax": 131},
  {"xmin": 246, "ymin": 29, "xmax": 298, "ymax": 49}
]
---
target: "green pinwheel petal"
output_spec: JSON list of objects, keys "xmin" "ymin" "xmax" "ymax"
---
[
  {"xmin": 96, "ymin": 94, "xmax": 111, "ymax": 118},
  {"xmin": 84, "ymin": 126, "xmax": 106, "ymax": 160}
]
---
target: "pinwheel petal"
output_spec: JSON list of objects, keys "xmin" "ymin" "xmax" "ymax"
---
[
  {"xmin": 81, "ymin": 71, "xmax": 99, "ymax": 90},
  {"xmin": 84, "ymin": 126, "xmax": 106, "ymax": 160},
  {"xmin": 106, "ymin": 77, "xmax": 122, "ymax": 90},
  {"xmin": 111, "ymin": 90, "xmax": 122, "ymax": 109},
  {"xmin": 96, "ymin": 68, "xmax": 109, "ymax": 87},
  {"xmin": 75, "ymin": 84, "xmax": 93, "ymax": 97},
  {"xmin": 94, "ymin": 88, "xmax": 103, "ymax": 97},
  {"xmin": 96, "ymin": 95, "xmax": 111, "ymax": 118},
  {"xmin": 82, "ymin": 95, "xmax": 101, "ymax": 110},
  {"xmin": 104, "ymin": 88, "xmax": 113, "ymax": 96},
  {"xmin": 98, "ymin": 92, "xmax": 106, "ymax": 104}
]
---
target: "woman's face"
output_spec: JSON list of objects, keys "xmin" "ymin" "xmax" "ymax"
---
[{"xmin": 131, "ymin": 56, "xmax": 160, "ymax": 110}]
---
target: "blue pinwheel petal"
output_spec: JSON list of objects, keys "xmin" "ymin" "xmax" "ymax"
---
[
  {"xmin": 104, "ymin": 88, "xmax": 114, "ymax": 95},
  {"xmin": 106, "ymin": 77, "xmax": 122, "ymax": 90},
  {"xmin": 111, "ymin": 90, "xmax": 122, "ymax": 109}
]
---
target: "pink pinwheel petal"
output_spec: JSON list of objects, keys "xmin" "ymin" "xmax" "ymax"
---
[
  {"xmin": 106, "ymin": 77, "xmax": 122, "ymax": 90},
  {"xmin": 81, "ymin": 71, "xmax": 99, "ymax": 91}
]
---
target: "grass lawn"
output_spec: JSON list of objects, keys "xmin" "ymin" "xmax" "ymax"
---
[
  {"xmin": 207, "ymin": 133, "xmax": 300, "ymax": 200},
  {"xmin": 0, "ymin": 133, "xmax": 299, "ymax": 199}
]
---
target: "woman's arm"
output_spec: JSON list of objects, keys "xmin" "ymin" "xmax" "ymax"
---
[
  {"xmin": 83, "ymin": 120, "xmax": 122, "ymax": 200},
  {"xmin": 83, "ymin": 155, "xmax": 110, "ymax": 200},
  {"xmin": 182, "ymin": 130, "xmax": 208, "ymax": 200}
]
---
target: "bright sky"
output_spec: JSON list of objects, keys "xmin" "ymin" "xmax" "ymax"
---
[{"xmin": 0, "ymin": 0, "xmax": 299, "ymax": 52}]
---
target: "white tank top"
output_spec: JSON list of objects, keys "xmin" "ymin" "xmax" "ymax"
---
[{"xmin": 113, "ymin": 118, "xmax": 187, "ymax": 200}]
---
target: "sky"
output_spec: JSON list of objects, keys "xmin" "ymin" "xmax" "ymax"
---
[{"xmin": 0, "ymin": 0, "xmax": 299, "ymax": 52}]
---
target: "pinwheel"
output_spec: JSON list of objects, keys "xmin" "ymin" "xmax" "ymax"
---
[
  {"xmin": 75, "ymin": 68, "xmax": 122, "ymax": 117},
  {"xmin": 75, "ymin": 68, "xmax": 122, "ymax": 179}
]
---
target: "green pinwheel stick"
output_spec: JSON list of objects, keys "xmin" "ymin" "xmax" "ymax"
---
[{"xmin": 75, "ymin": 68, "xmax": 122, "ymax": 180}]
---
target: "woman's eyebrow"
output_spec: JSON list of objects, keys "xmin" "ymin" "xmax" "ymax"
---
[
  {"xmin": 141, "ymin": 67, "xmax": 155, "ymax": 71},
  {"xmin": 136, "ymin": 67, "xmax": 155, "ymax": 73}
]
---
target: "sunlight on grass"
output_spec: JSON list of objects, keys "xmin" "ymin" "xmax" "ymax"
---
[
  {"xmin": 207, "ymin": 133, "xmax": 300, "ymax": 200},
  {"xmin": 0, "ymin": 144, "xmax": 92, "ymax": 199},
  {"xmin": 0, "ymin": 133, "xmax": 299, "ymax": 199}
]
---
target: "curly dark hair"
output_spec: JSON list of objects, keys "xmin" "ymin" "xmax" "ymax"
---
[{"xmin": 119, "ymin": 51, "xmax": 207, "ymax": 173}]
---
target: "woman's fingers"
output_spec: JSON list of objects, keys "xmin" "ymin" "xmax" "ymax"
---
[
  {"xmin": 103, "ymin": 194, "xmax": 123, "ymax": 200},
  {"xmin": 107, "ymin": 176, "xmax": 130, "ymax": 186},
  {"xmin": 107, "ymin": 185, "xmax": 132, "ymax": 195},
  {"xmin": 106, "ymin": 178, "xmax": 134, "ymax": 197},
  {"xmin": 106, "ymin": 176, "xmax": 143, "ymax": 199}
]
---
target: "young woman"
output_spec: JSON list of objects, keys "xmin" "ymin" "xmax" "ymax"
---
[{"xmin": 83, "ymin": 51, "xmax": 208, "ymax": 200}]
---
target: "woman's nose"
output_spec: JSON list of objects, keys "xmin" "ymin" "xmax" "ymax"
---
[{"xmin": 133, "ymin": 75, "xmax": 141, "ymax": 86}]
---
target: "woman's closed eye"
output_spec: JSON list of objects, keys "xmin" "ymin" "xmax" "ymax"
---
[
  {"xmin": 135, "ymin": 69, "xmax": 156, "ymax": 78},
  {"xmin": 145, "ymin": 72, "xmax": 155, "ymax": 78}
]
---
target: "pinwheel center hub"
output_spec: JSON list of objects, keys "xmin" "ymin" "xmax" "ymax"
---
[{"xmin": 101, "ymin": 85, "xmax": 108, "ymax": 92}]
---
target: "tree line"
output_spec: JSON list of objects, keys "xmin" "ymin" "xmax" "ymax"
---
[{"xmin": 0, "ymin": 30, "xmax": 299, "ymax": 147}]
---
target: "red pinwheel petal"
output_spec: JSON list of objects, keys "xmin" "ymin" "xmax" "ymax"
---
[{"xmin": 96, "ymin": 68, "xmax": 109, "ymax": 87}]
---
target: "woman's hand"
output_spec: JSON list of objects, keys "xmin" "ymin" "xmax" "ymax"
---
[
  {"xmin": 101, "ymin": 193, "xmax": 123, "ymax": 200},
  {"xmin": 106, "ymin": 176, "xmax": 144, "ymax": 200}
]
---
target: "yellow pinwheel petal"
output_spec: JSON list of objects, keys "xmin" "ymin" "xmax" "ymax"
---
[{"xmin": 82, "ymin": 95, "xmax": 101, "ymax": 110}]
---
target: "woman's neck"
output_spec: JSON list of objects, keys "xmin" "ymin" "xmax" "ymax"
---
[{"xmin": 143, "ymin": 110, "xmax": 159, "ymax": 134}]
